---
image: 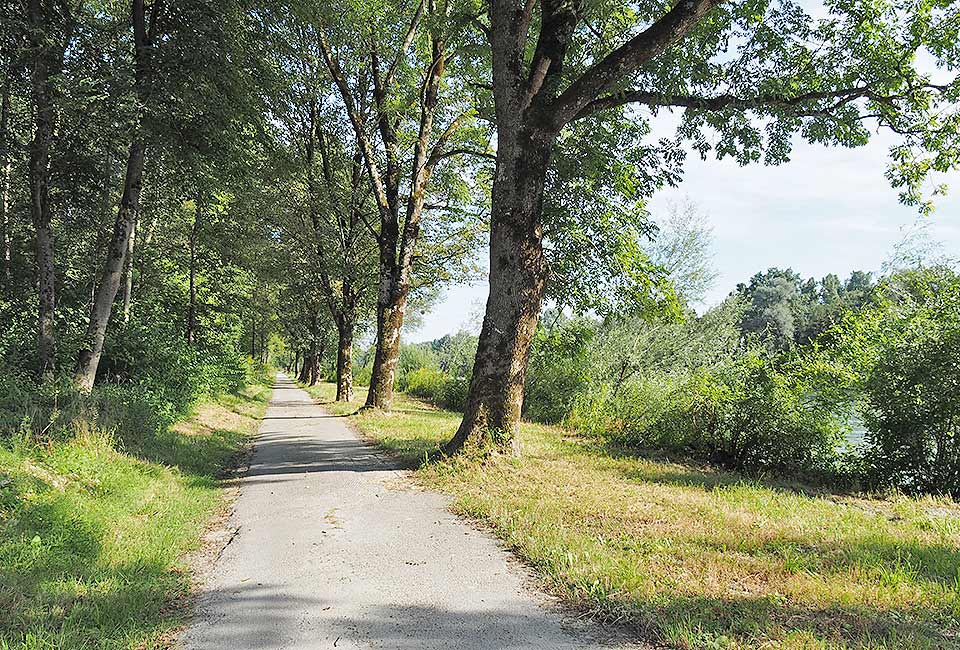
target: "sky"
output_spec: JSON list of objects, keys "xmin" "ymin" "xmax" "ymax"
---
[{"xmin": 407, "ymin": 130, "xmax": 960, "ymax": 343}]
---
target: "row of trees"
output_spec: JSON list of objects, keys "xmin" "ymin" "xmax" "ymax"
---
[
  {"xmin": 3, "ymin": 0, "xmax": 959, "ymax": 459},
  {"xmin": 1, "ymin": 1, "xmax": 280, "ymax": 398},
  {"xmin": 380, "ymin": 255, "xmax": 960, "ymax": 496}
]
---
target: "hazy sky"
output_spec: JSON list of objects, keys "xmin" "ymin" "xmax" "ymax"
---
[{"xmin": 408, "ymin": 126, "xmax": 960, "ymax": 344}]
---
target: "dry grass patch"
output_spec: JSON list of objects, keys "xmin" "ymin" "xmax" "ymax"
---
[{"xmin": 305, "ymin": 381, "xmax": 960, "ymax": 650}]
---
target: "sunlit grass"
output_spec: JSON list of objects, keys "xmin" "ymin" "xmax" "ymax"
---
[
  {"xmin": 0, "ymin": 383, "xmax": 272, "ymax": 650},
  {"xmin": 305, "ymin": 381, "xmax": 960, "ymax": 650}
]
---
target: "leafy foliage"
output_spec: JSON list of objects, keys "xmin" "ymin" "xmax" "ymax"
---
[{"xmin": 836, "ymin": 266, "xmax": 960, "ymax": 496}]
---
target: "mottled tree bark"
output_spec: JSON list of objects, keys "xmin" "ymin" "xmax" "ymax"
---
[
  {"xmin": 445, "ymin": 0, "xmax": 721, "ymax": 453},
  {"xmin": 75, "ymin": 0, "xmax": 157, "ymax": 390},
  {"xmin": 334, "ymin": 277, "xmax": 356, "ymax": 401},
  {"xmin": 319, "ymin": 13, "xmax": 447, "ymax": 411},
  {"xmin": 444, "ymin": 128, "xmax": 553, "ymax": 454},
  {"xmin": 75, "ymin": 137, "xmax": 146, "ymax": 389},
  {"xmin": 365, "ymin": 281, "xmax": 407, "ymax": 408},
  {"xmin": 308, "ymin": 102, "xmax": 364, "ymax": 403},
  {"xmin": 297, "ymin": 347, "xmax": 311, "ymax": 383},
  {"xmin": 26, "ymin": 0, "xmax": 72, "ymax": 380},
  {"xmin": 120, "ymin": 211, "xmax": 137, "ymax": 323},
  {"xmin": 185, "ymin": 197, "xmax": 201, "ymax": 344}
]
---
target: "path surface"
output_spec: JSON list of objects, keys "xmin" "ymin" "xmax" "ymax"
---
[{"xmin": 180, "ymin": 375, "xmax": 637, "ymax": 650}]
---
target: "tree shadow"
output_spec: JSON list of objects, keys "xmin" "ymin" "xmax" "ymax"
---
[
  {"xmin": 180, "ymin": 583, "xmax": 628, "ymax": 649},
  {"xmin": 177, "ymin": 582, "xmax": 956, "ymax": 649},
  {"xmin": 0, "ymin": 385, "xmax": 269, "ymax": 647},
  {"xmin": 0, "ymin": 478, "xmax": 192, "ymax": 647}
]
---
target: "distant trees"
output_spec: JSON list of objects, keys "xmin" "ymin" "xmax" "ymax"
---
[{"xmin": 737, "ymin": 269, "xmax": 877, "ymax": 350}]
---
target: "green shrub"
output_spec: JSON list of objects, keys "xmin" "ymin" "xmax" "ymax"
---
[
  {"xmin": 403, "ymin": 367, "xmax": 470, "ymax": 411},
  {"xmin": 857, "ymin": 268, "xmax": 960, "ymax": 496},
  {"xmin": 523, "ymin": 317, "xmax": 595, "ymax": 423},
  {"xmin": 435, "ymin": 375, "xmax": 469, "ymax": 411},
  {"xmin": 395, "ymin": 345, "xmax": 440, "ymax": 392},
  {"xmin": 651, "ymin": 355, "xmax": 844, "ymax": 473},
  {"xmin": 567, "ymin": 375, "xmax": 676, "ymax": 440},
  {"xmin": 580, "ymin": 352, "xmax": 846, "ymax": 475},
  {"xmin": 406, "ymin": 367, "xmax": 449, "ymax": 401}
]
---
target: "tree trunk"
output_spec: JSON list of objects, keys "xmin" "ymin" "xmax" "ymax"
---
[
  {"xmin": 1, "ymin": 70, "xmax": 12, "ymax": 284},
  {"xmin": 185, "ymin": 197, "xmax": 200, "ymax": 344},
  {"xmin": 75, "ymin": 137, "xmax": 146, "ymax": 390},
  {"xmin": 298, "ymin": 348, "xmax": 311, "ymax": 383},
  {"xmin": 26, "ymin": 0, "xmax": 67, "ymax": 380},
  {"xmin": 364, "ymin": 273, "xmax": 408, "ymax": 409},
  {"xmin": 335, "ymin": 308, "xmax": 355, "ymax": 401},
  {"xmin": 121, "ymin": 210, "xmax": 137, "ymax": 322},
  {"xmin": 444, "ymin": 128, "xmax": 554, "ymax": 455},
  {"xmin": 74, "ymin": 0, "xmax": 155, "ymax": 391},
  {"xmin": 305, "ymin": 339, "xmax": 319, "ymax": 386}
]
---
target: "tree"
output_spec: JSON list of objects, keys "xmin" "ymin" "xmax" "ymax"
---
[
  {"xmin": 283, "ymin": 21, "xmax": 379, "ymax": 402},
  {"xmin": 316, "ymin": 0, "xmax": 490, "ymax": 409},
  {"xmin": 446, "ymin": 0, "xmax": 960, "ymax": 453},
  {"xmin": 647, "ymin": 200, "xmax": 717, "ymax": 307},
  {"xmin": 24, "ymin": 0, "xmax": 77, "ymax": 378},
  {"xmin": 738, "ymin": 268, "xmax": 800, "ymax": 351},
  {"xmin": 74, "ymin": 0, "xmax": 274, "ymax": 389},
  {"xmin": 74, "ymin": 0, "xmax": 159, "ymax": 390}
]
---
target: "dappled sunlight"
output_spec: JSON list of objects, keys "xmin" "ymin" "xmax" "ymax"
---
[{"xmin": 0, "ymin": 386, "xmax": 270, "ymax": 648}]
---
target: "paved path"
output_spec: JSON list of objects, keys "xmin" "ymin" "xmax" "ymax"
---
[{"xmin": 180, "ymin": 375, "xmax": 637, "ymax": 650}]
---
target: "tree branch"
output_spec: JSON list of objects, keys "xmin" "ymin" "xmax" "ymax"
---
[
  {"xmin": 384, "ymin": 0, "xmax": 426, "ymax": 90},
  {"xmin": 571, "ymin": 82, "xmax": 951, "ymax": 121},
  {"xmin": 551, "ymin": 0, "xmax": 725, "ymax": 126},
  {"xmin": 317, "ymin": 27, "xmax": 394, "ymax": 225}
]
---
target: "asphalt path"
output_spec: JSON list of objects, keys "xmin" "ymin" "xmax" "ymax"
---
[{"xmin": 180, "ymin": 374, "xmax": 640, "ymax": 650}]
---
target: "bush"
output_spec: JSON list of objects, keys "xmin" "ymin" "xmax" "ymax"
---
[
  {"xmin": 394, "ymin": 345, "xmax": 440, "ymax": 392},
  {"xmin": 651, "ymin": 355, "xmax": 844, "ymax": 473},
  {"xmin": 856, "ymin": 268, "xmax": 960, "ymax": 496},
  {"xmin": 523, "ymin": 317, "xmax": 595, "ymax": 423},
  {"xmin": 404, "ymin": 367, "xmax": 469, "ymax": 411},
  {"xmin": 405, "ymin": 367, "xmax": 449, "ymax": 400},
  {"xmin": 435, "ymin": 375, "xmax": 469, "ymax": 411},
  {"xmin": 575, "ymin": 352, "xmax": 846, "ymax": 476},
  {"xmin": 1, "ymin": 321, "xmax": 266, "ymax": 445},
  {"xmin": 567, "ymin": 375, "xmax": 676, "ymax": 440}
]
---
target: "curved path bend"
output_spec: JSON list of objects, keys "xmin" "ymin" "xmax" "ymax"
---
[{"xmin": 180, "ymin": 375, "xmax": 640, "ymax": 650}]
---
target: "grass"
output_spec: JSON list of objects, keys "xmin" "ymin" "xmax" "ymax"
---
[
  {"xmin": 0, "ymin": 383, "xmax": 272, "ymax": 650},
  {"xmin": 305, "ymin": 381, "xmax": 960, "ymax": 650}
]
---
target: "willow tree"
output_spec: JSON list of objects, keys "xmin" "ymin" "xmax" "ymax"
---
[{"xmin": 446, "ymin": 0, "xmax": 960, "ymax": 453}]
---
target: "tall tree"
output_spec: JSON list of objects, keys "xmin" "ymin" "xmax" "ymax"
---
[
  {"xmin": 317, "ymin": 0, "xmax": 489, "ymax": 409},
  {"xmin": 74, "ymin": 0, "xmax": 158, "ymax": 390},
  {"xmin": 284, "ymin": 20, "xmax": 379, "ymax": 402},
  {"xmin": 446, "ymin": 0, "xmax": 960, "ymax": 453},
  {"xmin": 25, "ymin": 0, "xmax": 76, "ymax": 378}
]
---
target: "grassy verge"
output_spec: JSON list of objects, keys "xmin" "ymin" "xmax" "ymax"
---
[
  {"xmin": 0, "ymin": 383, "xmax": 272, "ymax": 650},
  {"xmin": 305, "ymin": 381, "xmax": 960, "ymax": 650}
]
